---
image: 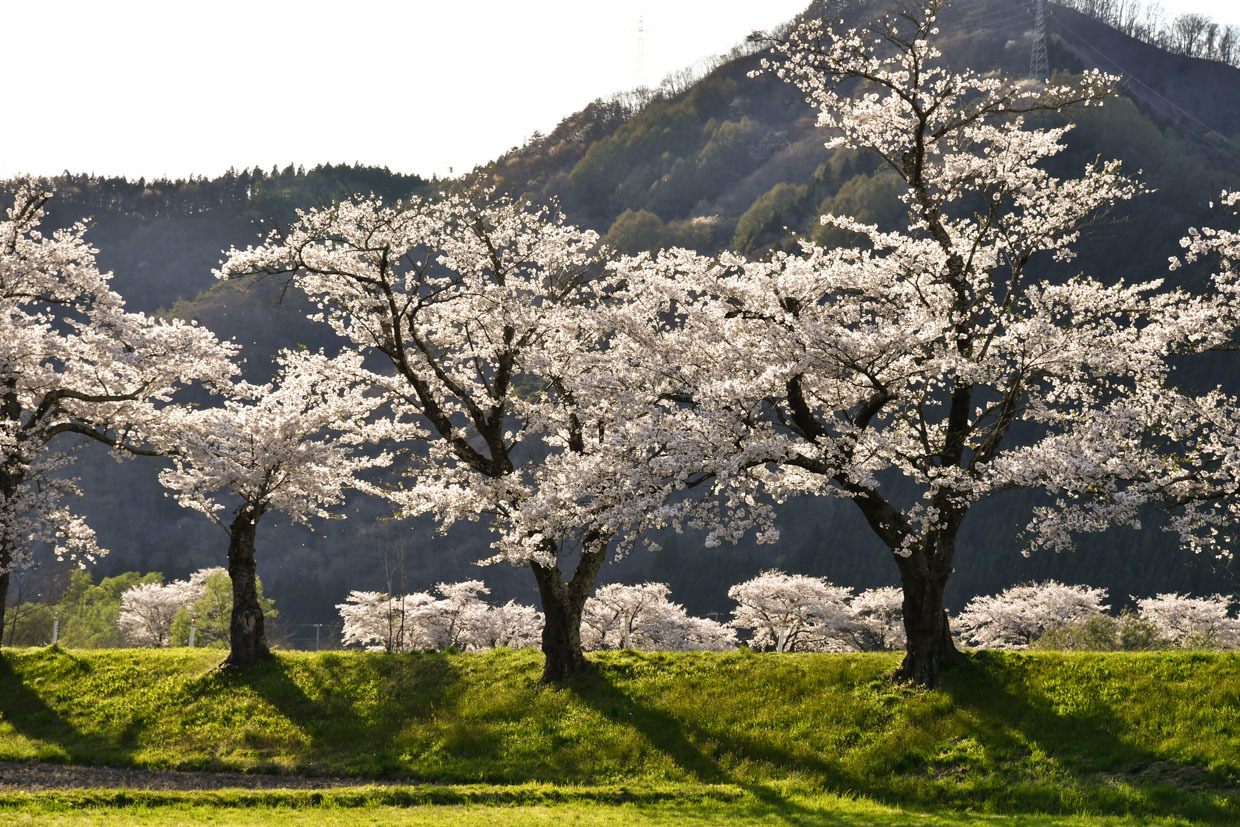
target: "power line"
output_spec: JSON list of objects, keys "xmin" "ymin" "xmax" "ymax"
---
[{"xmin": 1048, "ymin": 8, "xmax": 1240, "ymax": 166}]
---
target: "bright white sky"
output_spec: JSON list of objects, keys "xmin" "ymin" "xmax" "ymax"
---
[{"xmin": 3, "ymin": 0, "xmax": 1235, "ymax": 183}]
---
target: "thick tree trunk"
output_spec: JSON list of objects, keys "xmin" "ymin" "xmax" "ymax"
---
[
  {"xmin": 893, "ymin": 531, "xmax": 966, "ymax": 687},
  {"xmin": 224, "ymin": 506, "xmax": 270, "ymax": 667},
  {"xmin": 530, "ymin": 536, "xmax": 608, "ymax": 683}
]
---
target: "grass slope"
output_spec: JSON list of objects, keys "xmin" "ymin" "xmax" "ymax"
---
[{"xmin": 0, "ymin": 648, "xmax": 1237, "ymax": 822}]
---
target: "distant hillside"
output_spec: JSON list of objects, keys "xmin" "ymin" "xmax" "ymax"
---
[
  {"xmin": 476, "ymin": 0, "xmax": 1238, "ymax": 260},
  {"xmin": 7, "ymin": 0, "xmax": 1240, "ymax": 644}
]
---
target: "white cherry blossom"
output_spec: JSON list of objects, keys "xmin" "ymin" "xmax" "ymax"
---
[{"xmin": 0, "ymin": 179, "xmax": 236, "ymax": 642}]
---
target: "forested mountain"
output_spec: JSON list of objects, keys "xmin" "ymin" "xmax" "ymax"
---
[{"xmin": 8, "ymin": 0, "xmax": 1240, "ymax": 645}]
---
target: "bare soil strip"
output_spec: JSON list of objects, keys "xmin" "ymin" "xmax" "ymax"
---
[{"xmin": 0, "ymin": 761, "xmax": 401, "ymax": 791}]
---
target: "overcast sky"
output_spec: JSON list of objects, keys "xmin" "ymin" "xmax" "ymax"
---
[{"xmin": 4, "ymin": 0, "xmax": 1235, "ymax": 183}]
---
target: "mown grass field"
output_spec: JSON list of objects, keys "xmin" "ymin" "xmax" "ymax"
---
[{"xmin": 0, "ymin": 647, "xmax": 1237, "ymax": 824}]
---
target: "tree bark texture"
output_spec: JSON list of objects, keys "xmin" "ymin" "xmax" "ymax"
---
[
  {"xmin": 893, "ymin": 530, "xmax": 966, "ymax": 687},
  {"xmin": 530, "ymin": 536, "xmax": 608, "ymax": 683},
  {"xmin": 0, "ymin": 456, "xmax": 18, "ymax": 648},
  {"xmin": 225, "ymin": 507, "xmax": 270, "ymax": 667},
  {"xmin": 0, "ymin": 564, "xmax": 9, "ymax": 650}
]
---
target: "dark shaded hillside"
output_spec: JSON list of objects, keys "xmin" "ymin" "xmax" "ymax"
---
[
  {"xmin": 1047, "ymin": 2, "xmax": 1240, "ymax": 140},
  {"xmin": 7, "ymin": 1, "xmax": 1240, "ymax": 642}
]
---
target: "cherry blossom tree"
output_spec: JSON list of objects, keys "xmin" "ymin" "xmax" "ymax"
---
[
  {"xmin": 1135, "ymin": 593, "xmax": 1239, "ymax": 649},
  {"xmin": 728, "ymin": 570, "xmax": 857, "ymax": 653},
  {"xmin": 847, "ymin": 586, "xmax": 907, "ymax": 651},
  {"xmin": 336, "ymin": 582, "xmax": 542, "ymax": 652},
  {"xmin": 581, "ymin": 582, "xmax": 735, "ymax": 651},
  {"xmin": 582, "ymin": 583, "xmax": 672, "ymax": 650},
  {"xmin": 0, "ymin": 179, "xmax": 236, "ymax": 641},
  {"xmin": 598, "ymin": 0, "xmax": 1240, "ymax": 685},
  {"xmin": 1018, "ymin": 191, "xmax": 1240, "ymax": 560},
  {"xmin": 219, "ymin": 191, "xmax": 632, "ymax": 680},
  {"xmin": 338, "ymin": 590, "xmax": 400, "ymax": 652},
  {"xmin": 474, "ymin": 600, "xmax": 543, "ymax": 650},
  {"xmin": 116, "ymin": 566, "xmax": 227, "ymax": 647},
  {"xmin": 117, "ymin": 579, "xmax": 200, "ymax": 647},
  {"xmin": 154, "ymin": 348, "xmax": 388, "ymax": 666},
  {"xmin": 420, "ymin": 580, "xmax": 493, "ymax": 650},
  {"xmin": 953, "ymin": 581, "xmax": 1110, "ymax": 649}
]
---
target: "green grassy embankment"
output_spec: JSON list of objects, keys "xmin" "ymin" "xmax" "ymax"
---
[{"xmin": 0, "ymin": 647, "xmax": 1237, "ymax": 823}]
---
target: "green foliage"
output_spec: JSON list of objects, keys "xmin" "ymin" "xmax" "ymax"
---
[
  {"xmin": 1033, "ymin": 611, "xmax": 1163, "ymax": 652},
  {"xmin": 0, "ymin": 649, "xmax": 1236, "ymax": 821},
  {"xmin": 646, "ymin": 117, "xmax": 764, "ymax": 217},
  {"xmin": 605, "ymin": 210, "xmax": 716, "ymax": 254},
  {"xmin": 169, "ymin": 570, "xmax": 278, "ymax": 648},
  {"xmin": 732, "ymin": 182, "xmax": 807, "ymax": 253},
  {"xmin": 242, "ymin": 163, "xmax": 431, "ymax": 226},
  {"xmin": 812, "ymin": 171, "xmax": 907, "ymax": 249},
  {"xmin": 568, "ymin": 76, "xmax": 742, "ymax": 220},
  {"xmin": 605, "ymin": 209, "xmax": 668, "ymax": 254},
  {"xmin": 3, "ymin": 604, "xmax": 54, "ymax": 647},
  {"xmin": 55, "ymin": 570, "xmax": 162, "ymax": 649}
]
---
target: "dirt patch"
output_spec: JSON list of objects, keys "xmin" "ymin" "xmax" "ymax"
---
[
  {"xmin": 0, "ymin": 761, "xmax": 404, "ymax": 791},
  {"xmin": 1104, "ymin": 760, "xmax": 1238, "ymax": 793}
]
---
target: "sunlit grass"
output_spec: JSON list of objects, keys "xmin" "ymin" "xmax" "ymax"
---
[
  {"xmin": 0, "ymin": 785, "xmax": 1220, "ymax": 826},
  {"xmin": 1, "ymin": 647, "xmax": 1237, "ymax": 821}
]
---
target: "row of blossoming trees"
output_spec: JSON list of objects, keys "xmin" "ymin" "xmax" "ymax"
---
[
  {"xmin": 110, "ymin": 568, "xmax": 1240, "ymax": 653},
  {"xmin": 5, "ymin": 0, "xmax": 1240, "ymax": 685},
  {"xmin": 333, "ymin": 575, "xmax": 1239, "ymax": 654}
]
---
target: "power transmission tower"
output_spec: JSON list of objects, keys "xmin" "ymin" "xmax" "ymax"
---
[
  {"xmin": 1030, "ymin": 0, "xmax": 1050, "ymax": 80},
  {"xmin": 636, "ymin": 16, "xmax": 647, "ymax": 89}
]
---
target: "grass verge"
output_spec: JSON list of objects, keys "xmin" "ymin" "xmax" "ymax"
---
[{"xmin": 0, "ymin": 647, "xmax": 1237, "ymax": 821}]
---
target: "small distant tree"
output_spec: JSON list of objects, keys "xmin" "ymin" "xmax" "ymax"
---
[
  {"xmin": 475, "ymin": 600, "xmax": 543, "ymax": 650},
  {"xmin": 954, "ymin": 582, "xmax": 1110, "ymax": 650},
  {"xmin": 582, "ymin": 582, "xmax": 735, "ymax": 651},
  {"xmin": 169, "ymin": 568, "xmax": 277, "ymax": 647},
  {"xmin": 421, "ymin": 580, "xmax": 493, "ymax": 651},
  {"xmin": 181, "ymin": 568, "xmax": 234, "ymax": 647},
  {"xmin": 846, "ymin": 587, "xmax": 907, "ymax": 652},
  {"xmin": 118, "ymin": 578, "xmax": 199, "ymax": 647},
  {"xmin": 728, "ymin": 570, "xmax": 857, "ymax": 653},
  {"xmin": 337, "ymin": 590, "xmax": 400, "ymax": 652},
  {"xmin": 1032, "ymin": 609, "xmax": 1161, "ymax": 651},
  {"xmin": 337, "ymin": 582, "xmax": 541, "ymax": 652},
  {"xmin": 1135, "ymin": 593, "xmax": 1240, "ymax": 649},
  {"xmin": 582, "ymin": 583, "xmax": 674, "ymax": 650}
]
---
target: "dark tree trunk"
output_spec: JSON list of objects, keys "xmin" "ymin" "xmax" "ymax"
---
[
  {"xmin": 893, "ymin": 529, "xmax": 966, "ymax": 687},
  {"xmin": 224, "ymin": 506, "xmax": 270, "ymax": 667},
  {"xmin": 0, "ymin": 565, "xmax": 9, "ymax": 649},
  {"xmin": 530, "ymin": 536, "xmax": 608, "ymax": 683},
  {"xmin": 0, "ymin": 467, "xmax": 17, "ymax": 649}
]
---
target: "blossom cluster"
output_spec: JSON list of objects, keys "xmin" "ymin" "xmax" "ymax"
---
[
  {"xmin": 0, "ymin": 178, "xmax": 235, "ymax": 579},
  {"xmin": 116, "ymin": 567, "xmax": 225, "ymax": 647},
  {"xmin": 953, "ymin": 580, "xmax": 1240, "ymax": 650},
  {"xmin": 336, "ymin": 580, "xmax": 541, "ymax": 652}
]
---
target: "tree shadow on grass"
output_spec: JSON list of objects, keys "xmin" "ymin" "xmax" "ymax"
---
[
  {"xmin": 0, "ymin": 648, "xmax": 140, "ymax": 767},
  {"xmin": 934, "ymin": 652, "xmax": 1240, "ymax": 822},
  {"xmin": 570, "ymin": 653, "xmax": 1239, "ymax": 823},
  {"xmin": 182, "ymin": 651, "xmax": 465, "ymax": 779},
  {"xmin": 567, "ymin": 666, "xmax": 847, "ymax": 823}
]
